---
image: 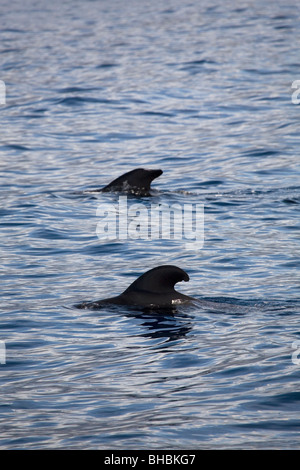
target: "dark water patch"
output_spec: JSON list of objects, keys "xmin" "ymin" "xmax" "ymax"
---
[
  {"xmin": 55, "ymin": 96, "xmax": 118, "ymax": 106},
  {"xmin": 183, "ymin": 59, "xmax": 217, "ymax": 66},
  {"xmin": 29, "ymin": 228, "xmax": 69, "ymax": 240},
  {"xmin": 211, "ymin": 200, "xmax": 243, "ymax": 206},
  {"xmin": 235, "ymin": 419, "xmax": 300, "ymax": 432},
  {"xmin": 282, "ymin": 197, "xmax": 300, "ymax": 204},
  {"xmin": 197, "ymin": 180, "xmax": 224, "ymax": 187},
  {"xmin": 18, "ymin": 246, "xmax": 74, "ymax": 256},
  {"xmin": 242, "ymin": 67, "xmax": 292, "ymax": 75},
  {"xmin": 0, "ymin": 208, "xmax": 15, "ymax": 217},
  {"xmin": 21, "ymin": 113, "xmax": 46, "ymax": 119},
  {"xmin": 138, "ymin": 110, "xmax": 175, "ymax": 118},
  {"xmin": 280, "ymin": 260, "xmax": 300, "ymax": 268},
  {"xmin": 1, "ymin": 144, "xmax": 31, "ymax": 151},
  {"xmin": 0, "ymin": 47, "xmax": 22, "ymax": 54},
  {"xmin": 96, "ymin": 62, "xmax": 119, "ymax": 68},
  {"xmin": 179, "ymin": 59, "xmax": 217, "ymax": 74},
  {"xmin": 81, "ymin": 242, "xmax": 124, "ymax": 255},
  {"xmin": 1, "ymin": 28, "xmax": 26, "ymax": 34},
  {"xmin": 273, "ymin": 23, "xmax": 293, "ymax": 30},
  {"xmin": 57, "ymin": 86, "xmax": 103, "ymax": 94},
  {"xmin": 97, "ymin": 132, "xmax": 151, "ymax": 142},
  {"xmin": 255, "ymin": 392, "xmax": 300, "ymax": 411}
]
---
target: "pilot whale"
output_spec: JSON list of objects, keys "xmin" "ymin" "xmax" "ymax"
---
[
  {"xmin": 91, "ymin": 168, "xmax": 163, "ymax": 196},
  {"xmin": 75, "ymin": 265, "xmax": 195, "ymax": 309}
]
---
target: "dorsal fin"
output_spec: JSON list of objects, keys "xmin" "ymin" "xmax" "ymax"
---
[
  {"xmin": 123, "ymin": 265, "xmax": 189, "ymax": 295},
  {"xmin": 101, "ymin": 168, "xmax": 162, "ymax": 193}
]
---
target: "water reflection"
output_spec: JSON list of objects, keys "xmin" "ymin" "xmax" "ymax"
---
[
  {"xmin": 128, "ymin": 308, "xmax": 194, "ymax": 341},
  {"xmin": 89, "ymin": 302, "xmax": 195, "ymax": 341}
]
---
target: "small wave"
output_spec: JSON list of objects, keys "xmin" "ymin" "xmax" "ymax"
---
[
  {"xmin": 2, "ymin": 144, "xmax": 31, "ymax": 151},
  {"xmin": 96, "ymin": 62, "xmax": 119, "ymax": 68},
  {"xmin": 29, "ymin": 227, "xmax": 68, "ymax": 240}
]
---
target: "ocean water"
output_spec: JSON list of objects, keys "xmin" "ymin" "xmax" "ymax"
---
[{"xmin": 1, "ymin": 0, "xmax": 300, "ymax": 450}]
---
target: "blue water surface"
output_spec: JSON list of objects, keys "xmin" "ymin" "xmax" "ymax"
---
[{"xmin": 0, "ymin": 0, "xmax": 300, "ymax": 449}]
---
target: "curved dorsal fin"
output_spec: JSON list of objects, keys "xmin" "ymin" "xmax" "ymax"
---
[
  {"xmin": 123, "ymin": 265, "xmax": 189, "ymax": 295},
  {"xmin": 101, "ymin": 168, "xmax": 162, "ymax": 192}
]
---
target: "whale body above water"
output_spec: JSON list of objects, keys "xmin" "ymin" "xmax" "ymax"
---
[{"xmin": 75, "ymin": 265, "xmax": 195, "ymax": 309}]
